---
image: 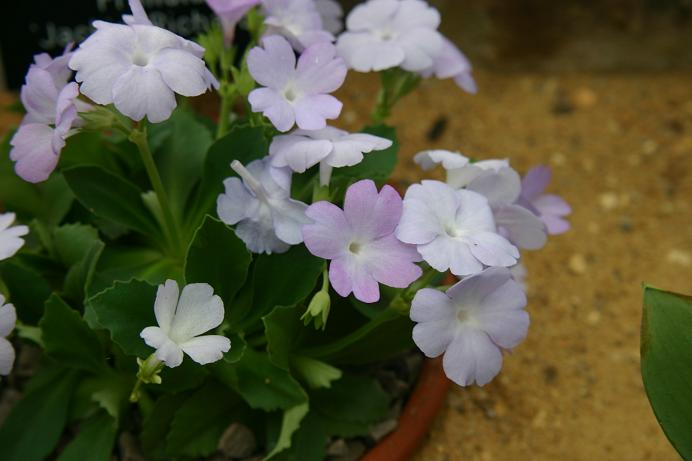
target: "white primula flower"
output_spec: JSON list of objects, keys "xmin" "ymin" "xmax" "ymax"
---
[
  {"xmin": 411, "ymin": 267, "xmax": 529, "ymax": 386},
  {"xmin": 140, "ymin": 280, "xmax": 231, "ymax": 368},
  {"xmin": 396, "ymin": 180, "xmax": 519, "ymax": 276},
  {"xmin": 336, "ymin": 0, "xmax": 443, "ymax": 72},
  {"xmin": 0, "ymin": 213, "xmax": 29, "ymax": 261},
  {"xmin": 269, "ymin": 127, "xmax": 392, "ymax": 185},
  {"xmin": 217, "ymin": 158, "xmax": 311, "ymax": 254},
  {"xmin": 69, "ymin": 0, "xmax": 218, "ymax": 123},
  {"xmin": 0, "ymin": 295, "xmax": 17, "ymax": 376},
  {"xmin": 414, "ymin": 150, "xmax": 547, "ymax": 250},
  {"xmin": 262, "ymin": 0, "xmax": 334, "ymax": 51}
]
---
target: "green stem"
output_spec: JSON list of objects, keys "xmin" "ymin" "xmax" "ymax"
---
[
  {"xmin": 130, "ymin": 126, "xmax": 183, "ymax": 259},
  {"xmin": 216, "ymin": 84, "xmax": 234, "ymax": 139}
]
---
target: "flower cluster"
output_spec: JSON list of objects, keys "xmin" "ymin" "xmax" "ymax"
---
[{"xmin": 0, "ymin": 1, "xmax": 571, "ymax": 458}]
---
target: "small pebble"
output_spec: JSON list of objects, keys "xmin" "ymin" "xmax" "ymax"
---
[
  {"xmin": 218, "ymin": 423, "xmax": 256, "ymax": 458},
  {"xmin": 572, "ymin": 87, "xmax": 597, "ymax": 109},
  {"xmin": 599, "ymin": 192, "xmax": 619, "ymax": 210},
  {"xmin": 666, "ymin": 249, "xmax": 692, "ymax": 267},
  {"xmin": 586, "ymin": 311, "xmax": 601, "ymax": 325},
  {"xmin": 568, "ymin": 254, "xmax": 588, "ymax": 275}
]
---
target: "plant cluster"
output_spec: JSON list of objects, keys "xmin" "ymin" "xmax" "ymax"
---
[{"xmin": 0, "ymin": 0, "xmax": 570, "ymax": 459}]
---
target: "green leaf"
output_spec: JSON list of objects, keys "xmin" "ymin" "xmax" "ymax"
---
[
  {"xmin": 56, "ymin": 412, "xmax": 117, "ymax": 461},
  {"xmin": 290, "ymin": 356, "xmax": 342, "ymax": 390},
  {"xmin": 0, "ymin": 260, "xmax": 52, "ymax": 324},
  {"xmin": 263, "ymin": 305, "xmax": 303, "ymax": 369},
  {"xmin": 87, "ymin": 279, "xmax": 156, "ymax": 358},
  {"xmin": 142, "ymin": 394, "xmax": 186, "ymax": 460},
  {"xmin": 185, "ymin": 216, "xmax": 252, "ymax": 309},
  {"xmin": 166, "ymin": 380, "xmax": 244, "ymax": 458},
  {"xmin": 63, "ymin": 165, "xmax": 161, "ymax": 238},
  {"xmin": 332, "ymin": 125, "xmax": 398, "ymax": 183},
  {"xmin": 153, "ymin": 109, "xmax": 213, "ymax": 222},
  {"xmin": 188, "ymin": 126, "xmax": 268, "ymax": 232},
  {"xmin": 234, "ymin": 246, "xmax": 323, "ymax": 330},
  {"xmin": 89, "ymin": 246, "xmax": 179, "ymax": 296},
  {"xmin": 301, "ymin": 308, "xmax": 414, "ymax": 365},
  {"xmin": 641, "ymin": 286, "xmax": 692, "ymax": 460},
  {"xmin": 278, "ymin": 412, "xmax": 328, "ymax": 461},
  {"xmin": 0, "ymin": 368, "xmax": 79, "ymax": 461},
  {"xmin": 213, "ymin": 348, "xmax": 307, "ymax": 411},
  {"xmin": 264, "ymin": 403, "xmax": 309, "ymax": 460},
  {"xmin": 311, "ymin": 374, "xmax": 390, "ymax": 425},
  {"xmin": 54, "ymin": 224, "xmax": 105, "ymax": 301},
  {"xmin": 40, "ymin": 294, "xmax": 105, "ymax": 372}
]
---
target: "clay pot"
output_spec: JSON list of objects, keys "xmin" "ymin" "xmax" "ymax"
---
[{"xmin": 362, "ymin": 357, "xmax": 450, "ymax": 461}]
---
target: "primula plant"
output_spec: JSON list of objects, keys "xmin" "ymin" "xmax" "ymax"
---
[{"xmin": 0, "ymin": 0, "xmax": 570, "ymax": 459}]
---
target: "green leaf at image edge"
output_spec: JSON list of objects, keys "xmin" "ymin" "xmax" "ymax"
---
[{"xmin": 641, "ymin": 285, "xmax": 692, "ymax": 461}]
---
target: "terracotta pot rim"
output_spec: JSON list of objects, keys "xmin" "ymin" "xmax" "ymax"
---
[{"xmin": 361, "ymin": 357, "xmax": 450, "ymax": 461}]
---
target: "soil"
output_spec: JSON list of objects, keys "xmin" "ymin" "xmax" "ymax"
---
[{"xmin": 2, "ymin": 67, "xmax": 692, "ymax": 460}]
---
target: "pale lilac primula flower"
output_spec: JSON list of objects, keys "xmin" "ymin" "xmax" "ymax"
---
[
  {"xmin": 269, "ymin": 127, "xmax": 392, "ymax": 185},
  {"xmin": 303, "ymin": 179, "xmax": 422, "ymax": 303},
  {"xmin": 420, "ymin": 37, "xmax": 477, "ymax": 94},
  {"xmin": 247, "ymin": 35, "xmax": 346, "ymax": 132},
  {"xmin": 217, "ymin": 158, "xmax": 310, "ymax": 254},
  {"xmin": 207, "ymin": 0, "xmax": 261, "ymax": 44},
  {"xmin": 336, "ymin": 0, "xmax": 443, "ymax": 72},
  {"xmin": 10, "ymin": 47, "xmax": 85, "ymax": 183},
  {"xmin": 69, "ymin": 0, "xmax": 218, "ymax": 123},
  {"xmin": 315, "ymin": 0, "xmax": 344, "ymax": 34},
  {"xmin": 0, "ymin": 213, "xmax": 29, "ymax": 261},
  {"xmin": 509, "ymin": 262, "xmax": 528, "ymax": 292},
  {"xmin": 141, "ymin": 280, "xmax": 231, "ymax": 368},
  {"xmin": 262, "ymin": 0, "xmax": 334, "ymax": 51},
  {"xmin": 414, "ymin": 150, "xmax": 547, "ymax": 250},
  {"xmin": 396, "ymin": 180, "xmax": 519, "ymax": 276},
  {"xmin": 411, "ymin": 267, "xmax": 529, "ymax": 386},
  {"xmin": 0, "ymin": 295, "xmax": 17, "ymax": 376},
  {"xmin": 517, "ymin": 165, "xmax": 571, "ymax": 235}
]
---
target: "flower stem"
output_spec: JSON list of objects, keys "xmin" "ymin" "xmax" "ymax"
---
[
  {"xmin": 371, "ymin": 68, "xmax": 422, "ymax": 124},
  {"xmin": 130, "ymin": 126, "xmax": 183, "ymax": 259},
  {"xmin": 216, "ymin": 82, "xmax": 236, "ymax": 139},
  {"xmin": 130, "ymin": 354, "xmax": 163, "ymax": 403}
]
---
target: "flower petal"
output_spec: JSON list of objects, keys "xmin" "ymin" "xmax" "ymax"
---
[
  {"xmin": 249, "ymin": 88, "xmax": 296, "ymax": 132},
  {"xmin": 303, "ymin": 201, "xmax": 351, "ymax": 259},
  {"xmin": 495, "ymin": 204, "xmax": 547, "ymax": 250},
  {"xmin": 180, "ymin": 335, "xmax": 231, "ymax": 365},
  {"xmin": 0, "ymin": 337, "xmax": 15, "ymax": 376},
  {"xmin": 247, "ymin": 35, "xmax": 296, "ymax": 89},
  {"xmin": 412, "ymin": 320, "xmax": 455, "ymax": 358},
  {"xmin": 295, "ymin": 42, "xmax": 347, "ymax": 94},
  {"xmin": 0, "ymin": 302, "xmax": 16, "ymax": 338},
  {"xmin": 150, "ymin": 48, "xmax": 214, "ymax": 97},
  {"xmin": 154, "ymin": 279, "xmax": 179, "ymax": 333},
  {"xmin": 294, "ymin": 94, "xmax": 342, "ymax": 130},
  {"xmin": 466, "ymin": 231, "xmax": 519, "ymax": 268},
  {"xmin": 364, "ymin": 235, "xmax": 422, "ymax": 288},
  {"xmin": 169, "ymin": 283, "xmax": 224, "ymax": 341},
  {"xmin": 9, "ymin": 123, "xmax": 59, "ymax": 184},
  {"xmin": 443, "ymin": 328, "xmax": 503, "ymax": 386},
  {"xmin": 112, "ymin": 66, "xmax": 177, "ymax": 122},
  {"xmin": 217, "ymin": 177, "xmax": 257, "ymax": 225}
]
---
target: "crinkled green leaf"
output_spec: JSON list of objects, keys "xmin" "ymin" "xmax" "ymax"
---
[
  {"xmin": 264, "ymin": 403, "xmax": 309, "ymax": 460},
  {"xmin": 0, "ymin": 367, "xmax": 79, "ymax": 461},
  {"xmin": 166, "ymin": 380, "xmax": 243, "ymax": 458},
  {"xmin": 641, "ymin": 286, "xmax": 692, "ymax": 460},
  {"xmin": 142, "ymin": 394, "xmax": 187, "ymax": 460},
  {"xmin": 234, "ymin": 246, "xmax": 322, "ymax": 331},
  {"xmin": 86, "ymin": 279, "xmax": 156, "ymax": 358},
  {"xmin": 40, "ymin": 294, "xmax": 105, "ymax": 372},
  {"xmin": 311, "ymin": 374, "xmax": 390, "ymax": 425},
  {"xmin": 152, "ymin": 109, "xmax": 213, "ymax": 223},
  {"xmin": 0, "ymin": 260, "xmax": 52, "ymax": 324},
  {"xmin": 213, "ymin": 348, "xmax": 307, "ymax": 411},
  {"xmin": 185, "ymin": 216, "xmax": 252, "ymax": 310},
  {"xmin": 89, "ymin": 246, "xmax": 179, "ymax": 297},
  {"xmin": 56, "ymin": 412, "xmax": 117, "ymax": 461},
  {"xmin": 63, "ymin": 165, "xmax": 162, "ymax": 239}
]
